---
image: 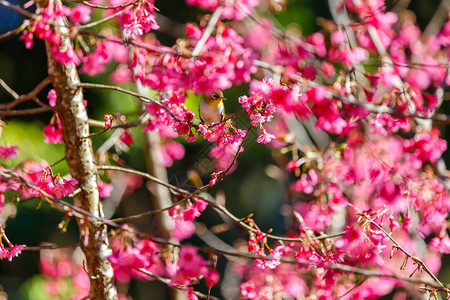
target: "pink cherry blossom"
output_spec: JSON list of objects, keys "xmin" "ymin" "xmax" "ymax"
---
[
  {"xmin": 0, "ymin": 144, "xmax": 19, "ymax": 160},
  {"xmin": 257, "ymin": 128, "xmax": 275, "ymax": 144},
  {"xmin": 69, "ymin": 4, "xmax": 92, "ymax": 24},
  {"xmin": 43, "ymin": 118, "xmax": 63, "ymax": 144}
]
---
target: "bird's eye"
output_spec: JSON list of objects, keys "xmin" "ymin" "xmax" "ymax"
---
[{"xmin": 212, "ymin": 94, "xmax": 218, "ymax": 99}]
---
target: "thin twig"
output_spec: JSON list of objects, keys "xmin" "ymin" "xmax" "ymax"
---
[
  {"xmin": 97, "ymin": 165, "xmax": 341, "ymax": 242},
  {"xmin": 7, "ymin": 243, "xmax": 80, "ymax": 251},
  {"xmin": 0, "ymin": 168, "xmax": 120, "ymax": 229},
  {"xmin": 205, "ymin": 246, "xmax": 448, "ymax": 291},
  {"xmin": 361, "ymin": 213, "xmax": 448, "ymax": 291},
  {"xmin": 78, "ymin": 5, "xmax": 135, "ymax": 29},
  {"xmin": 191, "ymin": 6, "xmax": 223, "ymax": 57},
  {"xmin": 0, "ymin": 77, "xmax": 52, "ymax": 109},
  {"xmin": 336, "ymin": 277, "xmax": 368, "ymax": 299},
  {"xmin": 0, "ymin": 79, "xmax": 19, "ymax": 99},
  {"xmin": 78, "ymin": 30, "xmax": 194, "ymax": 58},
  {"xmin": 0, "ymin": 0, "xmax": 36, "ymax": 18},
  {"xmin": 138, "ymin": 269, "xmax": 222, "ymax": 300},
  {"xmin": 253, "ymin": 60, "xmax": 450, "ymax": 124},
  {"xmin": 81, "ymin": 0, "xmax": 139, "ymax": 9},
  {"xmin": 79, "ymin": 82, "xmax": 184, "ymax": 122},
  {"xmin": 88, "ymin": 112, "xmax": 149, "ymax": 129},
  {"xmin": 217, "ymin": 125, "xmax": 252, "ymax": 181},
  {"xmin": 0, "ymin": 106, "xmax": 55, "ymax": 116},
  {"xmin": 0, "ymin": 20, "xmax": 29, "ymax": 40}
]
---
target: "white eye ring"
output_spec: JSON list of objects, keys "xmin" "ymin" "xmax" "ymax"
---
[{"xmin": 212, "ymin": 94, "xmax": 218, "ymax": 99}]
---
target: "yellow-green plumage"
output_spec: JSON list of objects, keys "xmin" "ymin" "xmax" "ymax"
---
[{"xmin": 199, "ymin": 91, "xmax": 226, "ymax": 125}]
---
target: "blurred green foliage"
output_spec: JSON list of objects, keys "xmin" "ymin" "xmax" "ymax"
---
[
  {"xmin": 1, "ymin": 120, "xmax": 67, "ymax": 173},
  {"xmin": 0, "ymin": 0, "xmax": 447, "ymax": 299}
]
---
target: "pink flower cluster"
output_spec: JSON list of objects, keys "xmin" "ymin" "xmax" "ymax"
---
[
  {"xmin": 169, "ymin": 198, "xmax": 208, "ymax": 241},
  {"xmin": 0, "ymin": 162, "xmax": 78, "ymax": 200},
  {"xmin": 106, "ymin": 0, "xmax": 159, "ymax": 37},
  {"xmin": 144, "ymin": 91, "xmax": 194, "ymax": 140},
  {"xmin": 98, "ymin": 179, "xmax": 113, "ymax": 198},
  {"xmin": 0, "ymin": 243, "xmax": 24, "ymax": 261},
  {"xmin": 197, "ymin": 122, "xmax": 247, "ymax": 171},
  {"xmin": 171, "ymin": 245, "xmax": 219, "ymax": 288},
  {"xmin": 32, "ymin": 169, "xmax": 78, "ymax": 199},
  {"xmin": 108, "ymin": 234, "xmax": 219, "ymax": 292},
  {"xmin": 40, "ymin": 247, "xmax": 89, "ymax": 297},
  {"xmin": 81, "ymin": 42, "xmax": 112, "ymax": 76},
  {"xmin": 38, "ymin": 246, "xmax": 132, "ymax": 300},
  {"xmin": 238, "ymin": 78, "xmax": 281, "ymax": 144},
  {"xmin": 238, "ymin": 218, "xmax": 442, "ymax": 299},
  {"xmin": 0, "ymin": 144, "xmax": 19, "ymax": 160},
  {"xmin": 288, "ymin": 132, "xmax": 449, "ymax": 253},
  {"xmin": 80, "ymin": 37, "xmax": 129, "ymax": 77},
  {"xmin": 0, "ymin": 228, "xmax": 25, "ymax": 261},
  {"xmin": 238, "ymin": 262, "xmax": 308, "ymax": 299},
  {"xmin": 158, "ymin": 140, "xmax": 185, "ymax": 167},
  {"xmin": 108, "ymin": 238, "xmax": 165, "ymax": 283},
  {"xmin": 21, "ymin": 1, "xmax": 80, "ymax": 65},
  {"xmin": 340, "ymin": 0, "xmax": 449, "ymax": 90},
  {"xmin": 244, "ymin": 220, "xmax": 292, "ymax": 271},
  {"xmin": 69, "ymin": 4, "xmax": 93, "ymax": 25},
  {"xmin": 43, "ymin": 116, "xmax": 63, "ymax": 144},
  {"xmin": 403, "ymin": 129, "xmax": 447, "ymax": 164},
  {"xmin": 248, "ymin": 78, "xmax": 357, "ymax": 136},
  {"xmin": 186, "ymin": 0, "xmax": 259, "ymax": 20},
  {"xmin": 133, "ymin": 23, "xmax": 257, "ymax": 95}
]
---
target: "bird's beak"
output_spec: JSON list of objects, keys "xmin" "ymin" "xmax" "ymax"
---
[{"xmin": 221, "ymin": 97, "xmax": 227, "ymax": 101}]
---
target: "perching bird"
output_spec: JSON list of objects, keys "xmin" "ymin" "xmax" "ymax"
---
[{"xmin": 198, "ymin": 90, "xmax": 226, "ymax": 125}]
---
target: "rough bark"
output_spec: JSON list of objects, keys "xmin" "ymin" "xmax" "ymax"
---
[{"xmin": 38, "ymin": 0, "xmax": 118, "ymax": 298}]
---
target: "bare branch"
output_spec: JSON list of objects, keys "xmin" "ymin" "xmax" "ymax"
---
[
  {"xmin": 205, "ymin": 247, "xmax": 448, "ymax": 291},
  {"xmin": 78, "ymin": 5, "xmax": 135, "ymax": 29},
  {"xmin": 97, "ymin": 165, "xmax": 342, "ymax": 243},
  {"xmin": 424, "ymin": 0, "xmax": 450, "ymax": 36},
  {"xmin": 0, "ymin": 21, "xmax": 29, "ymax": 40},
  {"xmin": 0, "ymin": 106, "xmax": 55, "ymax": 116},
  {"xmin": 361, "ymin": 212, "xmax": 448, "ymax": 291},
  {"xmin": 138, "ymin": 269, "xmax": 222, "ymax": 300},
  {"xmin": 80, "ymin": 0, "xmax": 138, "ymax": 9},
  {"xmin": 191, "ymin": 6, "xmax": 223, "ymax": 57},
  {"xmin": 0, "ymin": 0, "xmax": 36, "ymax": 18},
  {"xmin": 253, "ymin": 59, "xmax": 450, "ymax": 124},
  {"xmin": 79, "ymin": 82, "xmax": 184, "ymax": 122},
  {"xmin": 0, "ymin": 79, "xmax": 19, "ymax": 99},
  {"xmin": 88, "ymin": 112, "xmax": 148, "ymax": 129},
  {"xmin": 8, "ymin": 243, "xmax": 80, "ymax": 251},
  {"xmin": 78, "ymin": 30, "xmax": 194, "ymax": 58},
  {"xmin": 0, "ymin": 77, "xmax": 51, "ymax": 109}
]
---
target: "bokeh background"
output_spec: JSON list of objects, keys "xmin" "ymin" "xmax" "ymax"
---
[{"xmin": 0, "ymin": 0, "xmax": 448, "ymax": 299}]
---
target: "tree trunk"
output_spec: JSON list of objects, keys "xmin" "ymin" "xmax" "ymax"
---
[{"xmin": 38, "ymin": 0, "xmax": 118, "ymax": 298}]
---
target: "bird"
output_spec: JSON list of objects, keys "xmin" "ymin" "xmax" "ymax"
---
[{"xmin": 198, "ymin": 90, "xmax": 226, "ymax": 125}]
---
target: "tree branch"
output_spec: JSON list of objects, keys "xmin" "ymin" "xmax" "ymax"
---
[
  {"xmin": 253, "ymin": 59, "xmax": 450, "ymax": 124},
  {"xmin": 78, "ymin": 5, "xmax": 134, "ymax": 29},
  {"xmin": 0, "ymin": 77, "xmax": 51, "ymax": 109},
  {"xmin": 361, "ymin": 213, "xmax": 448, "ymax": 291},
  {"xmin": 191, "ymin": 6, "xmax": 223, "ymax": 57},
  {"xmin": 97, "ymin": 165, "xmax": 342, "ymax": 243},
  {"xmin": 0, "ymin": 0, "xmax": 36, "ymax": 18},
  {"xmin": 0, "ymin": 106, "xmax": 55, "ymax": 116},
  {"xmin": 79, "ymin": 82, "xmax": 184, "ymax": 122}
]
